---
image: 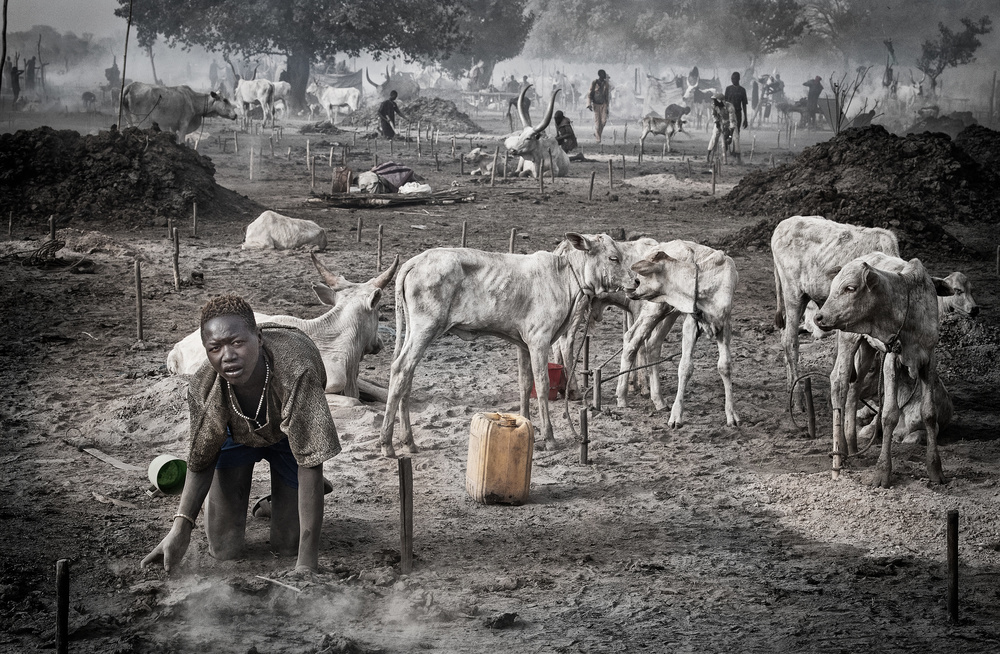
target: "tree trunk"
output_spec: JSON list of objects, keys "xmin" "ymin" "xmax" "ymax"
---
[
  {"xmin": 146, "ymin": 44, "xmax": 161, "ymax": 85},
  {"xmin": 286, "ymin": 48, "xmax": 311, "ymax": 113}
]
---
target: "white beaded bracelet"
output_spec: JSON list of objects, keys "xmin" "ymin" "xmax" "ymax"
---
[{"xmin": 173, "ymin": 513, "xmax": 196, "ymax": 528}]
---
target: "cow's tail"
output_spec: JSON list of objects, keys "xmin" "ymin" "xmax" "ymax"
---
[
  {"xmin": 773, "ymin": 262, "xmax": 785, "ymax": 330},
  {"xmin": 393, "ymin": 264, "xmax": 408, "ymax": 363}
]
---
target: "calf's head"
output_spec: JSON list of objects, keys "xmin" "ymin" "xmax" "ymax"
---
[
  {"xmin": 209, "ymin": 92, "xmax": 238, "ymax": 120},
  {"xmin": 627, "ymin": 250, "xmax": 699, "ymax": 313},
  {"xmin": 937, "ymin": 271, "xmax": 979, "ymax": 317},
  {"xmin": 561, "ymin": 233, "xmax": 630, "ymax": 296}
]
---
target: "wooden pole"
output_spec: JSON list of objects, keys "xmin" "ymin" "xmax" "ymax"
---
[
  {"xmin": 192, "ymin": 201, "xmax": 197, "ymax": 237},
  {"xmin": 579, "ymin": 407, "xmax": 589, "ymax": 465},
  {"xmin": 435, "ymin": 152, "xmax": 440, "ymax": 172},
  {"xmin": 623, "ymin": 123, "xmax": 628, "ymax": 144},
  {"xmin": 166, "ymin": 216, "xmax": 172, "ymax": 240},
  {"xmin": 490, "ymin": 148, "xmax": 498, "ymax": 187},
  {"xmin": 416, "ymin": 121, "xmax": 421, "ymax": 157},
  {"xmin": 356, "ymin": 216, "xmax": 362, "ymax": 243},
  {"xmin": 621, "ymin": 154, "xmax": 626, "ymax": 180},
  {"xmin": 711, "ymin": 164, "xmax": 716, "ymax": 195},
  {"xmin": 989, "ymin": 71, "xmax": 997, "ymax": 127},
  {"xmin": 342, "ymin": 146, "xmax": 347, "ymax": 166},
  {"xmin": 328, "ymin": 146, "xmax": 333, "ymax": 167},
  {"xmin": 249, "ymin": 147, "xmax": 254, "ymax": 182},
  {"xmin": 589, "ymin": 170, "xmax": 596, "ymax": 201},
  {"xmin": 269, "ymin": 137, "xmax": 274, "ymax": 157},
  {"xmin": 49, "ymin": 215, "xmax": 55, "ymax": 241},
  {"xmin": 134, "ymin": 260, "xmax": 143, "ymax": 341},
  {"xmin": 509, "ymin": 228, "xmax": 516, "ymax": 254},
  {"xmin": 451, "ymin": 136, "xmax": 456, "ymax": 158},
  {"xmin": 749, "ymin": 135, "xmax": 756, "ymax": 165},
  {"xmin": 376, "ymin": 224, "xmax": 383, "ymax": 271},
  {"xmin": 831, "ymin": 409, "xmax": 842, "ymax": 480},
  {"xmin": 56, "ymin": 559, "xmax": 69, "ymax": 654},
  {"xmin": 460, "ymin": 155, "xmax": 464, "ymax": 175},
  {"xmin": 373, "ymin": 153, "xmax": 378, "ymax": 168},
  {"xmin": 461, "ymin": 221, "xmax": 467, "ymax": 248},
  {"xmin": 306, "ymin": 139, "xmax": 310, "ymax": 165},
  {"xmin": 115, "ymin": 0, "xmax": 134, "ymax": 129},
  {"xmin": 286, "ymin": 146, "xmax": 291, "ymax": 161},
  {"xmin": 234, "ymin": 130, "xmax": 239, "ymax": 154},
  {"xmin": 538, "ymin": 166, "xmax": 544, "ymax": 193},
  {"xmin": 608, "ymin": 159, "xmax": 613, "ymax": 190},
  {"xmin": 593, "ymin": 369, "xmax": 602, "ymax": 412},
  {"xmin": 398, "ymin": 457, "xmax": 414, "ymax": 575},
  {"xmin": 310, "ymin": 155, "xmax": 315, "ymax": 190},
  {"xmin": 804, "ymin": 377, "xmax": 816, "ymax": 438},
  {"xmin": 948, "ymin": 509, "xmax": 959, "ymax": 623},
  {"xmin": 171, "ymin": 227, "xmax": 180, "ymax": 292}
]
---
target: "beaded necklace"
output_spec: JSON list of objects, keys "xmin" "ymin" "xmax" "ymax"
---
[{"xmin": 227, "ymin": 358, "xmax": 270, "ymax": 430}]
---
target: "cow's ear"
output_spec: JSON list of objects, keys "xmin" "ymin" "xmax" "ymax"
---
[
  {"xmin": 650, "ymin": 251, "xmax": 677, "ymax": 263},
  {"xmin": 631, "ymin": 260, "xmax": 656, "ymax": 276},
  {"xmin": 367, "ymin": 289, "xmax": 382, "ymax": 311},
  {"xmin": 825, "ymin": 266, "xmax": 842, "ymax": 280},
  {"xmin": 565, "ymin": 232, "xmax": 591, "ymax": 251},
  {"xmin": 931, "ymin": 277, "xmax": 954, "ymax": 297},
  {"xmin": 861, "ymin": 263, "xmax": 880, "ymax": 290},
  {"xmin": 312, "ymin": 282, "xmax": 339, "ymax": 307}
]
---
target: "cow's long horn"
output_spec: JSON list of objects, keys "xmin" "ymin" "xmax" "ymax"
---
[
  {"xmin": 370, "ymin": 254, "xmax": 400, "ymax": 289},
  {"xmin": 311, "ymin": 252, "xmax": 344, "ymax": 289},
  {"xmin": 533, "ymin": 88, "xmax": 560, "ymax": 135},
  {"xmin": 517, "ymin": 84, "xmax": 532, "ymax": 128},
  {"xmin": 365, "ymin": 68, "xmax": 377, "ymax": 88}
]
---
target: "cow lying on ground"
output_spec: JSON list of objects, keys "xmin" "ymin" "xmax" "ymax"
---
[
  {"xmin": 121, "ymin": 82, "xmax": 238, "ymax": 143},
  {"xmin": 813, "ymin": 252, "xmax": 952, "ymax": 487},
  {"xmin": 625, "ymin": 242, "xmax": 740, "ymax": 428},
  {"xmin": 463, "ymin": 147, "xmax": 495, "ymax": 176},
  {"xmin": 242, "ymin": 210, "xmax": 328, "ymax": 251},
  {"xmin": 168, "ymin": 254, "xmax": 399, "ymax": 406},
  {"xmin": 380, "ymin": 234, "xmax": 631, "ymax": 457},
  {"xmin": 306, "ymin": 80, "xmax": 362, "ymax": 124},
  {"xmin": 503, "ymin": 85, "xmax": 570, "ymax": 179}
]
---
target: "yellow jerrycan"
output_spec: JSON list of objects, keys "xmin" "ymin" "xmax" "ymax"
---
[{"xmin": 466, "ymin": 412, "xmax": 534, "ymax": 505}]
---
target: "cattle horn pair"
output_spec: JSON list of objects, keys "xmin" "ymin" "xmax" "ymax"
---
[
  {"xmin": 515, "ymin": 84, "xmax": 559, "ymax": 135},
  {"xmin": 312, "ymin": 253, "xmax": 400, "ymax": 290}
]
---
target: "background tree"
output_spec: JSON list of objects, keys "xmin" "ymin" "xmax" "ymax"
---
[
  {"xmin": 916, "ymin": 15, "xmax": 992, "ymax": 97},
  {"xmin": 434, "ymin": 0, "xmax": 535, "ymax": 90},
  {"xmin": 115, "ymin": 0, "xmax": 467, "ymax": 110},
  {"xmin": 719, "ymin": 0, "xmax": 808, "ymax": 71},
  {"xmin": 804, "ymin": 0, "xmax": 870, "ymax": 69}
]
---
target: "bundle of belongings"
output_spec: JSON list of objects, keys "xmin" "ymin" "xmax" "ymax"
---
[{"xmin": 357, "ymin": 161, "xmax": 428, "ymax": 194}]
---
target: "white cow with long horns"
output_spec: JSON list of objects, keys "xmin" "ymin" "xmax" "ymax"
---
[{"xmin": 504, "ymin": 85, "xmax": 571, "ymax": 178}]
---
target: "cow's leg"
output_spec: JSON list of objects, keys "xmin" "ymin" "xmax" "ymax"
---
[
  {"xmin": 379, "ymin": 323, "xmax": 439, "ymax": 457},
  {"xmin": 830, "ymin": 333, "xmax": 860, "ymax": 460},
  {"xmin": 781, "ymin": 292, "xmax": 809, "ymax": 409},
  {"xmin": 716, "ymin": 317, "xmax": 739, "ymax": 427},
  {"xmin": 645, "ymin": 309, "xmax": 680, "ymax": 411},
  {"xmin": 873, "ymin": 354, "xmax": 902, "ymax": 488},
  {"xmin": 922, "ymin": 366, "xmax": 946, "ymax": 484},
  {"xmin": 617, "ymin": 306, "xmax": 658, "ymax": 407},
  {"xmin": 517, "ymin": 347, "xmax": 533, "ymax": 421},
  {"xmin": 844, "ymin": 340, "xmax": 878, "ymax": 453},
  {"xmin": 668, "ymin": 314, "xmax": 700, "ymax": 428},
  {"xmin": 526, "ymin": 345, "xmax": 557, "ymax": 449}
]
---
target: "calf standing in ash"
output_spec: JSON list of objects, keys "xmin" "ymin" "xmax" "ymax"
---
[
  {"xmin": 380, "ymin": 234, "xmax": 631, "ymax": 458},
  {"xmin": 625, "ymin": 242, "xmax": 740, "ymax": 428},
  {"xmin": 813, "ymin": 252, "xmax": 951, "ymax": 487}
]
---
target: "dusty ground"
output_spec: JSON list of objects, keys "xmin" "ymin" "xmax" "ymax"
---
[{"xmin": 1, "ymin": 106, "xmax": 999, "ymax": 654}]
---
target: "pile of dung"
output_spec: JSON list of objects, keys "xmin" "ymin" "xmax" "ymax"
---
[
  {"xmin": 0, "ymin": 126, "xmax": 261, "ymax": 228},
  {"xmin": 905, "ymin": 111, "xmax": 978, "ymax": 139},
  {"xmin": 345, "ymin": 96, "xmax": 483, "ymax": 134},
  {"xmin": 954, "ymin": 124, "xmax": 1000, "ymax": 172},
  {"xmin": 718, "ymin": 125, "xmax": 1000, "ymax": 256}
]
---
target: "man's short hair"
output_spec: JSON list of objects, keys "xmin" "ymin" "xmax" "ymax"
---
[
  {"xmin": 200, "ymin": 294, "xmax": 256, "ymax": 332},
  {"xmin": 598, "ymin": 69, "xmax": 607, "ymax": 79},
  {"xmin": 389, "ymin": 90, "xmax": 398, "ymax": 98}
]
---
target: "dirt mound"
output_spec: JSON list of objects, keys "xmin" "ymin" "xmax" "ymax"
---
[
  {"xmin": 0, "ymin": 126, "xmax": 262, "ymax": 228},
  {"xmin": 345, "ymin": 96, "xmax": 483, "ymax": 134},
  {"xmin": 955, "ymin": 124, "xmax": 1000, "ymax": 172},
  {"xmin": 905, "ymin": 111, "xmax": 978, "ymax": 139},
  {"xmin": 718, "ymin": 125, "xmax": 999, "ymax": 255}
]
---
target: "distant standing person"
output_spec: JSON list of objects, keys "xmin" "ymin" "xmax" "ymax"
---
[
  {"xmin": 723, "ymin": 72, "xmax": 748, "ymax": 163},
  {"xmin": 25, "ymin": 57, "xmax": 36, "ymax": 92},
  {"xmin": 378, "ymin": 90, "xmax": 407, "ymax": 140},
  {"xmin": 803, "ymin": 76, "xmax": 823, "ymax": 128},
  {"xmin": 587, "ymin": 69, "xmax": 611, "ymax": 143}
]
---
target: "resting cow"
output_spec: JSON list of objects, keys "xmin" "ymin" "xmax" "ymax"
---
[
  {"xmin": 625, "ymin": 242, "xmax": 740, "ymax": 428},
  {"xmin": 168, "ymin": 254, "xmax": 399, "ymax": 406},
  {"xmin": 121, "ymin": 82, "xmax": 238, "ymax": 143},
  {"xmin": 813, "ymin": 252, "xmax": 951, "ymax": 487},
  {"xmin": 243, "ymin": 210, "xmax": 328, "ymax": 251},
  {"xmin": 380, "ymin": 234, "xmax": 631, "ymax": 457},
  {"xmin": 503, "ymin": 85, "xmax": 570, "ymax": 179}
]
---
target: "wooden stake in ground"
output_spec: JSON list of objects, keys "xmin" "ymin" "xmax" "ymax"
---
[
  {"xmin": 134, "ymin": 260, "xmax": 143, "ymax": 341},
  {"xmin": 589, "ymin": 170, "xmax": 596, "ymax": 201},
  {"xmin": 579, "ymin": 407, "xmax": 589, "ymax": 465},
  {"xmin": 234, "ymin": 130, "xmax": 239, "ymax": 154},
  {"xmin": 306, "ymin": 139, "xmax": 310, "ymax": 166},
  {"xmin": 748, "ymin": 135, "xmax": 756, "ymax": 165},
  {"xmin": 56, "ymin": 559, "xmax": 69, "ymax": 654},
  {"xmin": 310, "ymin": 155, "xmax": 316, "ymax": 190},
  {"xmin": 286, "ymin": 146, "xmax": 291, "ymax": 161},
  {"xmin": 435, "ymin": 153, "xmax": 440, "ymax": 172},
  {"xmin": 593, "ymin": 368, "xmax": 602, "ymax": 411},
  {"xmin": 249, "ymin": 147, "xmax": 254, "ymax": 182},
  {"xmin": 398, "ymin": 457, "xmax": 414, "ymax": 575},
  {"xmin": 538, "ymin": 167, "xmax": 544, "ymax": 193},
  {"xmin": 328, "ymin": 146, "xmax": 333, "ymax": 167},
  {"xmin": 803, "ymin": 377, "xmax": 816, "ymax": 438},
  {"xmin": 621, "ymin": 154, "xmax": 626, "ymax": 181},
  {"xmin": 831, "ymin": 408, "xmax": 842, "ymax": 480},
  {"xmin": 509, "ymin": 228, "xmax": 516, "ymax": 254},
  {"xmin": 192, "ymin": 202, "xmax": 197, "ymax": 237},
  {"xmin": 711, "ymin": 162, "xmax": 716, "ymax": 195},
  {"xmin": 270, "ymin": 137, "xmax": 274, "ymax": 157},
  {"xmin": 460, "ymin": 155, "xmax": 464, "ymax": 175},
  {"xmin": 356, "ymin": 216, "xmax": 362, "ymax": 243},
  {"xmin": 948, "ymin": 510, "xmax": 959, "ymax": 623},
  {"xmin": 490, "ymin": 149, "xmax": 498, "ymax": 187},
  {"xmin": 166, "ymin": 216, "xmax": 172, "ymax": 240},
  {"xmin": 172, "ymin": 227, "xmax": 180, "ymax": 292},
  {"xmin": 376, "ymin": 224, "xmax": 383, "ymax": 271},
  {"xmin": 549, "ymin": 150, "xmax": 556, "ymax": 184},
  {"xmin": 461, "ymin": 221, "xmax": 467, "ymax": 248},
  {"xmin": 451, "ymin": 136, "xmax": 456, "ymax": 158},
  {"xmin": 608, "ymin": 159, "xmax": 613, "ymax": 190}
]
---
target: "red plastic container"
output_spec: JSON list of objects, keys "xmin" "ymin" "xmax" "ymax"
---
[{"xmin": 531, "ymin": 363, "xmax": 565, "ymax": 400}]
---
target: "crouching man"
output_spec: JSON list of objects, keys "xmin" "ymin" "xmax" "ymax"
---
[{"xmin": 142, "ymin": 295, "xmax": 341, "ymax": 574}]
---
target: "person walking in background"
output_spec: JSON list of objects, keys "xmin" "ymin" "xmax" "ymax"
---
[
  {"xmin": 587, "ymin": 69, "xmax": 611, "ymax": 143},
  {"xmin": 724, "ymin": 72, "xmax": 749, "ymax": 163},
  {"xmin": 377, "ymin": 90, "xmax": 407, "ymax": 140},
  {"xmin": 803, "ymin": 75, "xmax": 823, "ymax": 128}
]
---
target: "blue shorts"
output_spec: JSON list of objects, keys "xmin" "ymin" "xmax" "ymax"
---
[{"xmin": 216, "ymin": 434, "xmax": 299, "ymax": 489}]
